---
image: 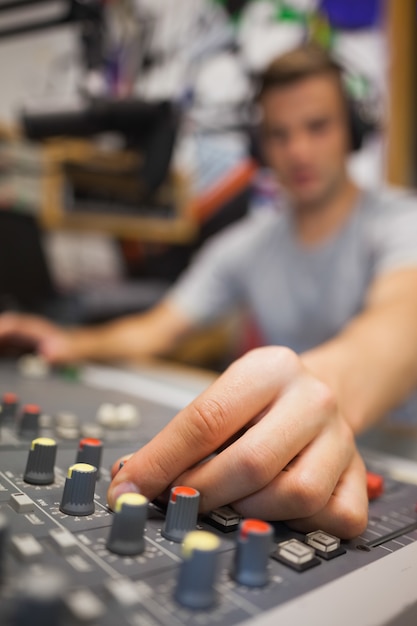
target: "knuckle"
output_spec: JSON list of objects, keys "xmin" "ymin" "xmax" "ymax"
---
[
  {"xmin": 237, "ymin": 442, "xmax": 277, "ymax": 487},
  {"xmin": 290, "ymin": 471, "xmax": 329, "ymax": 517},
  {"xmin": 310, "ymin": 379, "xmax": 338, "ymax": 417},
  {"xmin": 186, "ymin": 397, "xmax": 230, "ymax": 447},
  {"xmin": 141, "ymin": 449, "xmax": 174, "ymax": 487},
  {"xmin": 334, "ymin": 500, "xmax": 368, "ymax": 539},
  {"xmin": 237, "ymin": 345, "xmax": 301, "ymax": 380}
]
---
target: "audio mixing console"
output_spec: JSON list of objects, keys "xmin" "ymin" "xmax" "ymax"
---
[{"xmin": 1, "ymin": 357, "xmax": 417, "ymax": 625}]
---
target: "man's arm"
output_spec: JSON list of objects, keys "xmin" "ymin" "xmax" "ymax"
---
[
  {"xmin": 302, "ymin": 267, "xmax": 417, "ymax": 433},
  {"xmin": 0, "ymin": 300, "xmax": 194, "ymax": 363}
]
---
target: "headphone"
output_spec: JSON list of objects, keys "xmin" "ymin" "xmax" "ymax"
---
[
  {"xmin": 345, "ymin": 92, "xmax": 378, "ymax": 152},
  {"xmin": 249, "ymin": 90, "xmax": 377, "ymax": 167}
]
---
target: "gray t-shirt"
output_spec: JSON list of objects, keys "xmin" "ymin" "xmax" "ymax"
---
[
  {"xmin": 168, "ymin": 188, "xmax": 417, "ymax": 424},
  {"xmin": 168, "ymin": 188, "xmax": 417, "ymax": 353}
]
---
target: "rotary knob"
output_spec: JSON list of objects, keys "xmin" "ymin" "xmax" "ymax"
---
[
  {"xmin": 10, "ymin": 567, "xmax": 66, "ymax": 626},
  {"xmin": 106, "ymin": 493, "xmax": 148, "ymax": 555},
  {"xmin": 24, "ymin": 437, "xmax": 57, "ymax": 485},
  {"xmin": 233, "ymin": 519, "xmax": 273, "ymax": 587},
  {"xmin": 18, "ymin": 404, "xmax": 41, "ymax": 439},
  {"xmin": 174, "ymin": 530, "xmax": 220, "ymax": 610},
  {"xmin": 118, "ymin": 459, "xmax": 128, "ymax": 471},
  {"xmin": 76, "ymin": 438, "xmax": 103, "ymax": 477},
  {"xmin": 162, "ymin": 486, "xmax": 200, "ymax": 543},
  {"xmin": 59, "ymin": 463, "xmax": 97, "ymax": 516},
  {"xmin": 1, "ymin": 392, "xmax": 18, "ymax": 423}
]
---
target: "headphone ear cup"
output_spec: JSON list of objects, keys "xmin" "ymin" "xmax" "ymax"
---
[
  {"xmin": 248, "ymin": 122, "xmax": 267, "ymax": 166},
  {"xmin": 347, "ymin": 97, "xmax": 377, "ymax": 152}
]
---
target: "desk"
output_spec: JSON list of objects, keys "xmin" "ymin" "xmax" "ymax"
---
[{"xmin": 82, "ymin": 358, "xmax": 218, "ymax": 412}]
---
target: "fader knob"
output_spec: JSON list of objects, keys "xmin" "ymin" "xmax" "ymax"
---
[
  {"xmin": 106, "ymin": 493, "xmax": 148, "ymax": 555},
  {"xmin": 23, "ymin": 437, "xmax": 57, "ymax": 485},
  {"xmin": 162, "ymin": 486, "xmax": 200, "ymax": 543},
  {"xmin": 59, "ymin": 463, "xmax": 97, "ymax": 516},
  {"xmin": 11, "ymin": 568, "xmax": 66, "ymax": 626},
  {"xmin": 174, "ymin": 531, "xmax": 220, "ymax": 610},
  {"xmin": 233, "ymin": 519, "xmax": 273, "ymax": 587},
  {"xmin": 76, "ymin": 438, "xmax": 103, "ymax": 477},
  {"xmin": 18, "ymin": 404, "xmax": 40, "ymax": 439}
]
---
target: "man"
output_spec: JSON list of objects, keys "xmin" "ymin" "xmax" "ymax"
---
[{"xmin": 2, "ymin": 44, "xmax": 417, "ymax": 538}]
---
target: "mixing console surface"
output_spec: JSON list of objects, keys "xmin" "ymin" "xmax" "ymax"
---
[{"xmin": 1, "ymin": 358, "xmax": 417, "ymax": 625}]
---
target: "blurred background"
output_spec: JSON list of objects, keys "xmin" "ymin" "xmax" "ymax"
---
[{"xmin": 0, "ymin": 0, "xmax": 415, "ymax": 369}]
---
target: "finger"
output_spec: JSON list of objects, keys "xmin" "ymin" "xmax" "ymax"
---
[
  {"xmin": 285, "ymin": 451, "xmax": 368, "ymax": 539},
  {"xmin": 0, "ymin": 313, "xmax": 54, "ymax": 349},
  {"xmin": 0, "ymin": 313, "xmax": 74, "ymax": 364},
  {"xmin": 107, "ymin": 347, "xmax": 302, "ymax": 508},
  {"xmin": 0, "ymin": 313, "xmax": 46, "ymax": 338},
  {"xmin": 230, "ymin": 415, "xmax": 353, "ymax": 519},
  {"xmin": 172, "ymin": 374, "xmax": 333, "ymax": 511},
  {"xmin": 110, "ymin": 454, "xmax": 134, "ymax": 478},
  {"xmin": 39, "ymin": 334, "xmax": 74, "ymax": 363}
]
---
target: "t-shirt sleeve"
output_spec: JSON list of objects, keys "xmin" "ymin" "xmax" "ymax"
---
[
  {"xmin": 370, "ymin": 193, "xmax": 417, "ymax": 275},
  {"xmin": 165, "ymin": 224, "xmax": 247, "ymax": 325}
]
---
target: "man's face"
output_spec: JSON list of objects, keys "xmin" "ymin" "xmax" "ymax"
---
[{"xmin": 260, "ymin": 74, "xmax": 350, "ymax": 209}]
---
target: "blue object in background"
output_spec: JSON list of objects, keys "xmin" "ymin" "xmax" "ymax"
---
[{"xmin": 320, "ymin": 0, "xmax": 381, "ymax": 29}]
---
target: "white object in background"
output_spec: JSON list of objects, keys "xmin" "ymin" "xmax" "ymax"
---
[
  {"xmin": 17, "ymin": 354, "xmax": 49, "ymax": 379},
  {"xmin": 0, "ymin": 25, "xmax": 81, "ymax": 124},
  {"xmin": 44, "ymin": 232, "xmax": 124, "ymax": 292},
  {"xmin": 96, "ymin": 403, "xmax": 118, "ymax": 428},
  {"xmin": 334, "ymin": 30, "xmax": 387, "ymax": 94},
  {"xmin": 348, "ymin": 134, "xmax": 385, "ymax": 188},
  {"xmin": 238, "ymin": 1, "xmax": 304, "ymax": 72},
  {"xmin": 285, "ymin": 0, "xmax": 319, "ymax": 11},
  {"xmin": 194, "ymin": 52, "xmax": 250, "ymax": 106},
  {"xmin": 115, "ymin": 403, "xmax": 141, "ymax": 428}
]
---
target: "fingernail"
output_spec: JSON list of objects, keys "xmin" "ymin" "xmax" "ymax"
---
[{"xmin": 108, "ymin": 481, "xmax": 141, "ymax": 509}]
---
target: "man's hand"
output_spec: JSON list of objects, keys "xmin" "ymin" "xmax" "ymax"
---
[
  {"xmin": 0, "ymin": 312, "xmax": 78, "ymax": 363},
  {"xmin": 0, "ymin": 302, "xmax": 193, "ymax": 365},
  {"xmin": 108, "ymin": 346, "xmax": 368, "ymax": 539}
]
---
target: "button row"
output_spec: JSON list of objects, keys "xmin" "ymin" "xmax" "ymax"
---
[{"xmin": 0, "ymin": 392, "xmax": 141, "ymax": 442}]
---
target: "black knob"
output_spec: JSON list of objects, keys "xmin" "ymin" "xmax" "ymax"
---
[
  {"xmin": 60, "ymin": 463, "xmax": 97, "ymax": 516},
  {"xmin": 1, "ymin": 392, "xmax": 18, "ymax": 423},
  {"xmin": 162, "ymin": 486, "xmax": 200, "ymax": 543},
  {"xmin": 76, "ymin": 437, "xmax": 103, "ymax": 477},
  {"xmin": 233, "ymin": 519, "xmax": 273, "ymax": 587},
  {"xmin": 106, "ymin": 493, "xmax": 148, "ymax": 555},
  {"xmin": 24, "ymin": 437, "xmax": 57, "ymax": 485},
  {"xmin": 174, "ymin": 530, "xmax": 220, "ymax": 610},
  {"xmin": 11, "ymin": 567, "xmax": 66, "ymax": 626},
  {"xmin": 18, "ymin": 404, "xmax": 41, "ymax": 439}
]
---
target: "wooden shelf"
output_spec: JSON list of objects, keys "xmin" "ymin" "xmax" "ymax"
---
[{"xmin": 40, "ymin": 139, "xmax": 198, "ymax": 244}]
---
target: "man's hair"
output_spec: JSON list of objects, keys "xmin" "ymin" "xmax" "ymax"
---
[{"xmin": 258, "ymin": 43, "xmax": 344, "ymax": 99}]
